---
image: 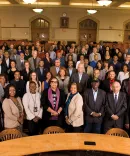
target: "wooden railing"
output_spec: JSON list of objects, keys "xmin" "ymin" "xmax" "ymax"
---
[{"xmin": 0, "ymin": 133, "xmax": 130, "ymax": 156}]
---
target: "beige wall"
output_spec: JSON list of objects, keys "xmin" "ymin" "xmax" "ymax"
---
[{"xmin": 0, "ymin": 6, "xmax": 130, "ymax": 43}]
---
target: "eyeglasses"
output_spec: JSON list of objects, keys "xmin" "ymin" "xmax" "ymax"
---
[{"xmin": 51, "ymin": 81, "xmax": 58, "ymax": 84}]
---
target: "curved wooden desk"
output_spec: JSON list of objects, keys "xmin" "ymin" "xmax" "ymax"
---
[{"xmin": 0, "ymin": 133, "xmax": 130, "ymax": 156}]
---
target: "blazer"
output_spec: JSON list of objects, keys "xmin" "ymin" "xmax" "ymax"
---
[
  {"xmin": 83, "ymin": 89, "xmax": 106, "ymax": 123},
  {"xmin": 20, "ymin": 69, "xmax": 32, "ymax": 83},
  {"xmin": 67, "ymin": 68, "xmax": 77, "ymax": 77},
  {"xmin": 56, "ymin": 76, "xmax": 70, "ymax": 95},
  {"xmin": 28, "ymin": 57, "xmax": 41, "ymax": 71},
  {"xmin": 50, "ymin": 66, "xmax": 61, "ymax": 77},
  {"xmin": 70, "ymin": 72, "xmax": 89, "ymax": 94},
  {"xmin": 104, "ymin": 92, "xmax": 127, "ymax": 130},
  {"xmin": 2, "ymin": 97, "xmax": 23, "ymax": 129},
  {"xmin": 36, "ymin": 67, "xmax": 48, "ymax": 82},
  {"xmin": 66, "ymin": 93, "xmax": 84, "ymax": 127},
  {"xmin": 10, "ymin": 54, "xmax": 20, "ymax": 61},
  {"xmin": 16, "ymin": 59, "xmax": 25, "ymax": 71},
  {"xmin": 121, "ymin": 78, "xmax": 130, "ymax": 94},
  {"xmin": 0, "ymin": 64, "xmax": 7, "ymax": 74}
]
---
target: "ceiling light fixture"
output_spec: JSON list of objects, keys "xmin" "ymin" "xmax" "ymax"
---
[
  {"xmin": 87, "ymin": 0, "xmax": 97, "ymax": 15},
  {"xmin": 23, "ymin": 0, "xmax": 36, "ymax": 4},
  {"xmin": 32, "ymin": 8, "xmax": 43, "ymax": 13},
  {"xmin": 97, "ymin": 0, "xmax": 112, "ymax": 6},
  {"xmin": 87, "ymin": 9, "xmax": 97, "ymax": 14}
]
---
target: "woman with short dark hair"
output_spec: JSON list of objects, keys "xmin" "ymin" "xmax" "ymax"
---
[
  {"xmin": 65, "ymin": 83, "xmax": 83, "ymax": 133},
  {"xmin": 2, "ymin": 84, "xmax": 24, "ymax": 131}
]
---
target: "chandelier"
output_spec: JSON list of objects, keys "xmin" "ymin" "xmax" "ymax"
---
[
  {"xmin": 23, "ymin": 0, "xmax": 36, "ymax": 4},
  {"xmin": 87, "ymin": 0, "xmax": 97, "ymax": 15},
  {"xmin": 33, "ymin": 8, "xmax": 43, "ymax": 13},
  {"xmin": 97, "ymin": 0, "xmax": 112, "ymax": 6},
  {"xmin": 87, "ymin": 9, "xmax": 97, "ymax": 14}
]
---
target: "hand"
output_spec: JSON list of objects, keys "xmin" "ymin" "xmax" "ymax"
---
[
  {"xmin": 92, "ymin": 112, "xmax": 100, "ymax": 117},
  {"xmin": 111, "ymin": 115, "xmax": 119, "ymax": 120},
  {"xmin": 125, "ymin": 124, "xmax": 129, "ymax": 129},
  {"xmin": 51, "ymin": 111, "xmax": 58, "ymax": 116},
  {"xmin": 18, "ymin": 116, "xmax": 23, "ymax": 124},
  {"xmin": 33, "ymin": 117, "xmax": 38, "ymax": 122},
  {"xmin": 65, "ymin": 118, "xmax": 71, "ymax": 125}
]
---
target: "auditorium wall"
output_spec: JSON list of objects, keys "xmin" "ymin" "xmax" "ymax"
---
[{"xmin": 0, "ymin": 6, "xmax": 130, "ymax": 43}]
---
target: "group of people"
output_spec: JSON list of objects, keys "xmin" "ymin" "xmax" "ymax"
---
[{"xmin": 0, "ymin": 41, "xmax": 129, "ymax": 136}]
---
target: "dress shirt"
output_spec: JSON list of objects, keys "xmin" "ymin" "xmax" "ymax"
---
[
  {"xmin": 69, "ymin": 68, "xmax": 72, "ymax": 76},
  {"xmin": 56, "ymin": 67, "xmax": 60, "ymax": 74},
  {"xmin": 113, "ymin": 92, "xmax": 119, "ymax": 101},
  {"xmin": 78, "ymin": 73, "xmax": 82, "ymax": 83},
  {"xmin": 6, "ymin": 59, "xmax": 9, "ymax": 68},
  {"xmin": 40, "ymin": 67, "xmax": 43, "ymax": 75},
  {"xmin": 92, "ymin": 88, "xmax": 98, "ymax": 102}
]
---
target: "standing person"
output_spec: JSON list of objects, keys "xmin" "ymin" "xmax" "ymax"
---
[
  {"xmin": 56, "ymin": 67, "xmax": 70, "ymax": 97},
  {"xmin": 26, "ymin": 71, "xmax": 41, "ymax": 93},
  {"xmin": 7, "ymin": 60, "xmax": 17, "ymax": 82},
  {"xmin": 50, "ymin": 59, "xmax": 61, "ymax": 77},
  {"xmin": 104, "ymin": 81, "xmax": 127, "ymax": 133},
  {"xmin": 10, "ymin": 71, "xmax": 26, "ymax": 98},
  {"xmin": 41, "ymin": 72, "xmax": 52, "ymax": 92},
  {"xmin": 2, "ymin": 84, "xmax": 24, "ymax": 131},
  {"xmin": 66, "ymin": 60, "xmax": 76, "ymax": 77},
  {"xmin": 23, "ymin": 81, "xmax": 43, "ymax": 136},
  {"xmin": 16, "ymin": 52, "xmax": 25, "ymax": 71},
  {"xmin": 65, "ymin": 83, "xmax": 83, "ymax": 133},
  {"xmin": 83, "ymin": 79, "xmax": 106, "ymax": 134},
  {"xmin": 21, "ymin": 61, "xmax": 32, "ymax": 84},
  {"xmin": 28, "ymin": 50, "xmax": 41, "ymax": 71},
  {"xmin": 43, "ymin": 52, "xmax": 53, "ymax": 71},
  {"xmin": 70, "ymin": 63, "xmax": 89, "ymax": 95},
  {"xmin": 41, "ymin": 77, "xmax": 65, "ymax": 129}
]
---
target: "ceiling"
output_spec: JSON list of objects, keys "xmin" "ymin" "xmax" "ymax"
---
[{"xmin": 1, "ymin": 0, "xmax": 130, "ymax": 9}]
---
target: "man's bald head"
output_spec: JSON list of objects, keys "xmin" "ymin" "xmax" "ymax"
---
[{"xmin": 111, "ymin": 81, "xmax": 121, "ymax": 93}]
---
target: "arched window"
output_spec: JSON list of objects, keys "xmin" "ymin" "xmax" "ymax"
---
[
  {"xmin": 79, "ymin": 19, "xmax": 97, "ymax": 45},
  {"xmin": 124, "ymin": 22, "xmax": 130, "ymax": 42},
  {"xmin": 31, "ymin": 18, "xmax": 50, "ymax": 41}
]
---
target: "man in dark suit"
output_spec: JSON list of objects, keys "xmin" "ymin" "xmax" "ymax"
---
[
  {"xmin": 102, "ymin": 70, "xmax": 117, "ymax": 93},
  {"xmin": 16, "ymin": 52, "xmax": 25, "ymax": 71},
  {"xmin": 67, "ymin": 60, "xmax": 76, "ymax": 77},
  {"xmin": 36, "ymin": 60, "xmax": 48, "ymax": 83},
  {"xmin": 70, "ymin": 63, "xmax": 89, "ymax": 94},
  {"xmin": 83, "ymin": 79, "xmax": 106, "ymax": 134},
  {"xmin": 10, "ymin": 71, "xmax": 26, "ymax": 98},
  {"xmin": 3, "ymin": 51, "xmax": 11, "ymax": 70},
  {"xmin": 104, "ymin": 81, "xmax": 127, "ymax": 133},
  {"xmin": 111, "ymin": 55, "xmax": 122, "ymax": 75}
]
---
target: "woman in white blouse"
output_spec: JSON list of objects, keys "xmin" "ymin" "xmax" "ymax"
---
[
  {"xmin": 26, "ymin": 71, "xmax": 41, "ymax": 93},
  {"xmin": 117, "ymin": 64, "xmax": 129, "ymax": 84},
  {"xmin": 76, "ymin": 55, "xmax": 84, "ymax": 69},
  {"xmin": 23, "ymin": 81, "xmax": 43, "ymax": 136}
]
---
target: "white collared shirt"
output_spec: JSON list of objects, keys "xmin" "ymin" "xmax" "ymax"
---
[
  {"xmin": 78, "ymin": 73, "xmax": 82, "ymax": 83},
  {"xmin": 113, "ymin": 92, "xmax": 119, "ymax": 100},
  {"xmin": 6, "ymin": 58, "xmax": 9, "ymax": 68},
  {"xmin": 92, "ymin": 88, "xmax": 98, "ymax": 102}
]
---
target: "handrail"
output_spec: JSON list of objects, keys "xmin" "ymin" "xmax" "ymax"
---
[{"xmin": 0, "ymin": 133, "xmax": 130, "ymax": 156}]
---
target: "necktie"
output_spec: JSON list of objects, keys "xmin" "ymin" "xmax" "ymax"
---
[
  {"xmin": 114, "ymin": 94, "xmax": 118, "ymax": 106},
  {"xmin": 21, "ymin": 61, "xmax": 24, "ymax": 70}
]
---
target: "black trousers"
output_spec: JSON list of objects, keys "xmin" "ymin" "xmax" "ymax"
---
[{"xmin": 28, "ymin": 120, "xmax": 41, "ymax": 136}]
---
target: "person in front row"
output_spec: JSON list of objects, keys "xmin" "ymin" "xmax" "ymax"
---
[
  {"xmin": 104, "ymin": 81, "xmax": 127, "ymax": 133},
  {"xmin": 83, "ymin": 79, "xmax": 106, "ymax": 134},
  {"xmin": 2, "ymin": 84, "xmax": 24, "ymax": 131},
  {"xmin": 23, "ymin": 81, "xmax": 43, "ymax": 136},
  {"xmin": 65, "ymin": 83, "xmax": 84, "ymax": 133},
  {"xmin": 41, "ymin": 77, "xmax": 65, "ymax": 130}
]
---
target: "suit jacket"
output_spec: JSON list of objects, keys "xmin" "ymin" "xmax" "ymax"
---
[
  {"xmin": 20, "ymin": 69, "xmax": 32, "ymax": 83},
  {"xmin": 50, "ymin": 66, "xmax": 61, "ymax": 77},
  {"xmin": 104, "ymin": 92, "xmax": 127, "ymax": 131},
  {"xmin": 2, "ymin": 58, "xmax": 11, "ymax": 70},
  {"xmin": 0, "ymin": 64, "xmax": 7, "ymax": 74},
  {"xmin": 28, "ymin": 57, "xmax": 41, "ymax": 71},
  {"xmin": 83, "ymin": 89, "xmax": 106, "ymax": 123},
  {"xmin": 70, "ymin": 72, "xmax": 89, "ymax": 94},
  {"xmin": 66, "ymin": 93, "xmax": 84, "ymax": 127},
  {"xmin": 36, "ymin": 67, "xmax": 48, "ymax": 82},
  {"xmin": 121, "ymin": 78, "xmax": 130, "ymax": 94},
  {"xmin": 67, "ymin": 68, "xmax": 77, "ymax": 77},
  {"xmin": 16, "ymin": 59, "xmax": 25, "ymax": 71},
  {"xmin": 10, "ymin": 54, "xmax": 20, "ymax": 61}
]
